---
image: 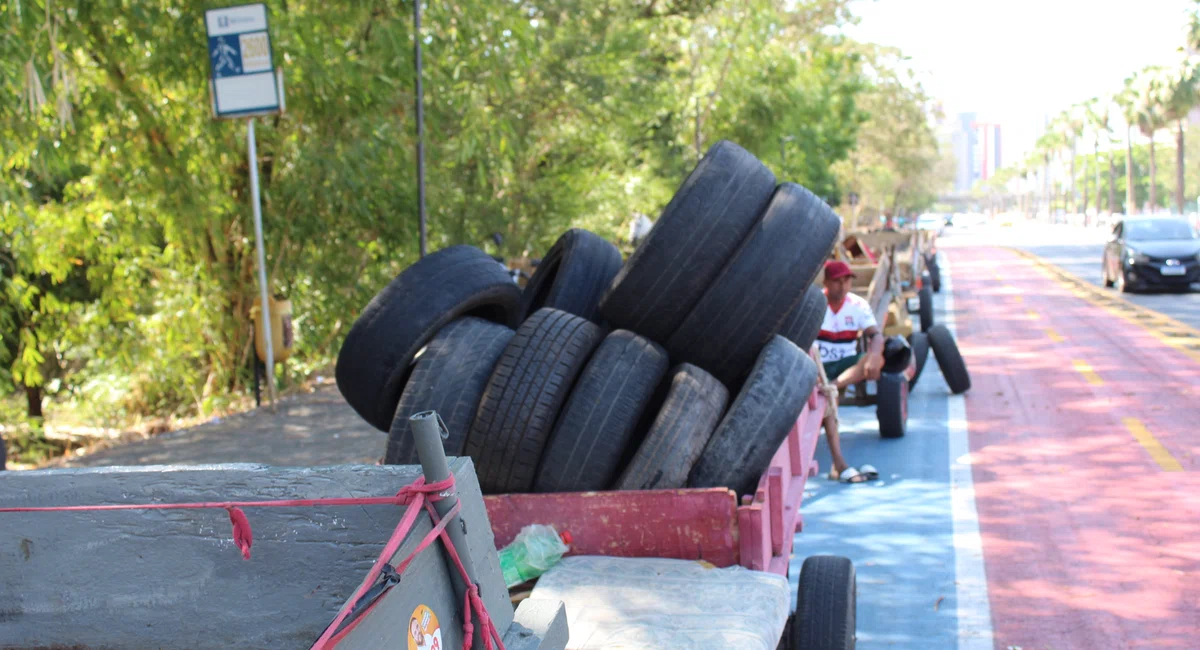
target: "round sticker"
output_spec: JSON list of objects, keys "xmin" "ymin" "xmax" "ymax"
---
[{"xmin": 407, "ymin": 604, "xmax": 443, "ymax": 650}]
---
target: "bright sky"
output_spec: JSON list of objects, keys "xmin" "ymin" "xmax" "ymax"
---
[{"xmin": 845, "ymin": 0, "xmax": 1196, "ymax": 163}]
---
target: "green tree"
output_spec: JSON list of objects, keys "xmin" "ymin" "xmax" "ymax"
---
[{"xmin": 1160, "ymin": 57, "xmax": 1200, "ymax": 214}]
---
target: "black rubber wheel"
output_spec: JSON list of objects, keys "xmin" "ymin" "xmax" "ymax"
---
[
  {"xmin": 918, "ymin": 285, "xmax": 934, "ymax": 332},
  {"xmin": 927, "ymin": 324, "xmax": 971, "ymax": 394},
  {"xmin": 925, "ymin": 254, "xmax": 941, "ymax": 293},
  {"xmin": 667, "ymin": 184, "xmax": 840, "ymax": 386},
  {"xmin": 777, "ymin": 284, "xmax": 827, "ymax": 352},
  {"xmin": 335, "ymin": 245, "xmax": 522, "ymax": 431},
  {"xmin": 465, "ymin": 308, "xmax": 604, "ymax": 493},
  {"xmin": 534, "ymin": 330, "xmax": 669, "ymax": 492},
  {"xmin": 614, "ymin": 364, "xmax": 729, "ymax": 490},
  {"xmin": 598, "ymin": 140, "xmax": 776, "ymax": 342},
  {"xmin": 688, "ymin": 336, "xmax": 818, "ymax": 496},
  {"xmin": 907, "ymin": 331, "xmax": 929, "ymax": 390},
  {"xmin": 794, "ymin": 555, "xmax": 856, "ymax": 650},
  {"xmin": 519, "ymin": 228, "xmax": 623, "ymax": 323},
  {"xmin": 384, "ymin": 317, "xmax": 515, "ymax": 465},
  {"xmin": 876, "ymin": 372, "xmax": 908, "ymax": 439}
]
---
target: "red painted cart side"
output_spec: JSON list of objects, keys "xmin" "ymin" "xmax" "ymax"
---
[{"xmin": 483, "ymin": 390, "xmax": 826, "ymax": 577}]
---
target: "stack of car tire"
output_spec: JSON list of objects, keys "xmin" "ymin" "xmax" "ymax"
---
[{"xmin": 336, "ymin": 141, "xmax": 841, "ymax": 496}]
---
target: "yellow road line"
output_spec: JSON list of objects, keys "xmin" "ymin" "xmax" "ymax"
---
[
  {"xmin": 1013, "ymin": 294, "xmax": 1024, "ymax": 303},
  {"xmin": 1072, "ymin": 359, "xmax": 1104, "ymax": 385},
  {"xmin": 1028, "ymin": 309, "xmax": 1041, "ymax": 320},
  {"xmin": 1008, "ymin": 249, "xmax": 1200, "ymax": 365},
  {"xmin": 1045, "ymin": 328, "xmax": 1064, "ymax": 342},
  {"xmin": 1122, "ymin": 417, "xmax": 1184, "ymax": 472}
]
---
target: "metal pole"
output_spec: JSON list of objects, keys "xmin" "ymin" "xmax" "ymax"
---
[
  {"xmin": 410, "ymin": 411, "xmax": 483, "ymax": 648},
  {"xmin": 248, "ymin": 118, "xmax": 276, "ymax": 406},
  {"xmin": 414, "ymin": 0, "xmax": 427, "ymax": 258}
]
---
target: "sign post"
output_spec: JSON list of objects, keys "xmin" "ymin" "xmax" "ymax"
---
[{"xmin": 205, "ymin": 3, "xmax": 283, "ymax": 406}]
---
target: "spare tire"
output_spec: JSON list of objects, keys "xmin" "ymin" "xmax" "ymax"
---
[
  {"xmin": 519, "ymin": 229, "xmax": 623, "ymax": 323},
  {"xmin": 336, "ymin": 246, "xmax": 522, "ymax": 431},
  {"xmin": 534, "ymin": 331, "xmax": 669, "ymax": 492},
  {"xmin": 614, "ymin": 364, "xmax": 729, "ymax": 491},
  {"xmin": 667, "ymin": 184, "xmax": 840, "ymax": 386},
  {"xmin": 465, "ymin": 308, "xmax": 604, "ymax": 493},
  {"xmin": 688, "ymin": 336, "xmax": 818, "ymax": 496},
  {"xmin": 907, "ymin": 331, "xmax": 930, "ymax": 390},
  {"xmin": 598, "ymin": 141, "xmax": 776, "ymax": 342},
  {"xmin": 927, "ymin": 324, "xmax": 970, "ymax": 394},
  {"xmin": 385, "ymin": 317, "xmax": 515, "ymax": 465},
  {"xmin": 777, "ymin": 284, "xmax": 827, "ymax": 352}
]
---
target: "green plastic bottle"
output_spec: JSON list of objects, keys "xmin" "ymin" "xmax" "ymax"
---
[{"xmin": 497, "ymin": 524, "xmax": 573, "ymax": 587}]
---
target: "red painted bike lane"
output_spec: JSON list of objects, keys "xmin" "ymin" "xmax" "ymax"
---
[{"xmin": 947, "ymin": 247, "xmax": 1200, "ymax": 650}]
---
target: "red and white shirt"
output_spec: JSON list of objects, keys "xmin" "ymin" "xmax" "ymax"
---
[{"xmin": 817, "ymin": 292, "xmax": 877, "ymax": 363}]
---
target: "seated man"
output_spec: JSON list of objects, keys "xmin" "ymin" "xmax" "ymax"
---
[{"xmin": 816, "ymin": 260, "xmax": 884, "ymax": 483}]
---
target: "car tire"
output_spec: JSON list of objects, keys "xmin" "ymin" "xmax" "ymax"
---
[
  {"xmin": 519, "ymin": 228, "xmax": 623, "ymax": 323},
  {"xmin": 776, "ymin": 284, "xmax": 828, "ymax": 352},
  {"xmin": 384, "ymin": 317, "xmax": 515, "ymax": 465},
  {"xmin": 794, "ymin": 555, "xmax": 856, "ymax": 650},
  {"xmin": 927, "ymin": 324, "xmax": 970, "ymax": 395},
  {"xmin": 534, "ymin": 330, "xmax": 669, "ymax": 493},
  {"xmin": 465, "ymin": 308, "xmax": 604, "ymax": 494},
  {"xmin": 666, "ymin": 184, "xmax": 840, "ymax": 386},
  {"xmin": 614, "ymin": 364, "xmax": 729, "ymax": 491},
  {"xmin": 688, "ymin": 336, "xmax": 818, "ymax": 496},
  {"xmin": 336, "ymin": 245, "xmax": 522, "ymax": 431},
  {"xmin": 598, "ymin": 141, "xmax": 776, "ymax": 342},
  {"xmin": 907, "ymin": 331, "xmax": 930, "ymax": 390},
  {"xmin": 876, "ymin": 372, "xmax": 908, "ymax": 439},
  {"xmin": 1117, "ymin": 267, "xmax": 1134, "ymax": 293},
  {"xmin": 918, "ymin": 285, "xmax": 934, "ymax": 332}
]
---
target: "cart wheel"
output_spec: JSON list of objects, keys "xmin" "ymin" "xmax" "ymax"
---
[
  {"xmin": 793, "ymin": 555, "xmax": 856, "ymax": 650},
  {"xmin": 876, "ymin": 372, "xmax": 907, "ymax": 439},
  {"xmin": 918, "ymin": 285, "xmax": 934, "ymax": 332},
  {"xmin": 925, "ymin": 254, "xmax": 941, "ymax": 293}
]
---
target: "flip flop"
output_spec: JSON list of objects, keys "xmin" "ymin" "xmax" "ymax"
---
[
  {"xmin": 835, "ymin": 467, "xmax": 869, "ymax": 484},
  {"xmin": 859, "ymin": 464, "xmax": 879, "ymax": 480}
]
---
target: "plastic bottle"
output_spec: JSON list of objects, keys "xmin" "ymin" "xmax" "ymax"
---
[{"xmin": 497, "ymin": 524, "xmax": 573, "ymax": 587}]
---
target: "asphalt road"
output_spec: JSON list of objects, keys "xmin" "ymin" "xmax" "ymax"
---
[{"xmin": 940, "ymin": 223, "xmax": 1200, "ymax": 331}]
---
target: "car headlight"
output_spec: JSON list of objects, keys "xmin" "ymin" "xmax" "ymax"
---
[{"xmin": 1127, "ymin": 248, "xmax": 1150, "ymax": 264}]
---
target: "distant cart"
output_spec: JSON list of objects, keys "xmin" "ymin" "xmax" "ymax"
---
[{"xmin": 832, "ymin": 226, "xmax": 937, "ymax": 438}]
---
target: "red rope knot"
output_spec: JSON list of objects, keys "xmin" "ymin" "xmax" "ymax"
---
[{"xmin": 226, "ymin": 507, "xmax": 253, "ymax": 560}]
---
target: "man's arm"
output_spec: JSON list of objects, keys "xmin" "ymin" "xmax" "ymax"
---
[{"xmin": 863, "ymin": 325, "xmax": 884, "ymax": 379}]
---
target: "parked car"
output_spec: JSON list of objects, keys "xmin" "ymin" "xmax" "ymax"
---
[
  {"xmin": 916, "ymin": 213, "xmax": 945, "ymax": 235},
  {"xmin": 1102, "ymin": 216, "xmax": 1200, "ymax": 293}
]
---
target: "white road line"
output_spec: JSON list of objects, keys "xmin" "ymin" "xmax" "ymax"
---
[{"xmin": 939, "ymin": 252, "xmax": 996, "ymax": 650}]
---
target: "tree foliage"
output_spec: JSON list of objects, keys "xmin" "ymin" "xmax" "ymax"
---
[{"xmin": 1, "ymin": 0, "xmax": 932, "ymax": 431}]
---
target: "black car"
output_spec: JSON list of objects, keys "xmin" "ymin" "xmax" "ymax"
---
[{"xmin": 1102, "ymin": 217, "xmax": 1200, "ymax": 293}]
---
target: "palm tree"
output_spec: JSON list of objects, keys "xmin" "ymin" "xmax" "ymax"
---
[
  {"xmin": 1061, "ymin": 106, "xmax": 1086, "ymax": 214},
  {"xmin": 1160, "ymin": 57, "xmax": 1200, "ymax": 214},
  {"xmin": 1135, "ymin": 68, "xmax": 1169, "ymax": 213},
  {"xmin": 1035, "ymin": 129, "xmax": 1059, "ymax": 219},
  {"xmin": 1117, "ymin": 76, "xmax": 1141, "ymax": 214},
  {"xmin": 1084, "ymin": 96, "xmax": 1117, "ymax": 214}
]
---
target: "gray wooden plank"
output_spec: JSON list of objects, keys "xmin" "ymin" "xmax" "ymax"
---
[{"xmin": 0, "ymin": 459, "xmax": 512, "ymax": 649}]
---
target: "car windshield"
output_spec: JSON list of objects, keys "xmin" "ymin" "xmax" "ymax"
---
[{"xmin": 1123, "ymin": 219, "xmax": 1198, "ymax": 241}]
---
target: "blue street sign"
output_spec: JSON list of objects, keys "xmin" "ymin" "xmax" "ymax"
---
[{"xmin": 204, "ymin": 3, "xmax": 281, "ymax": 118}]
